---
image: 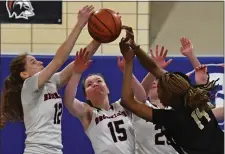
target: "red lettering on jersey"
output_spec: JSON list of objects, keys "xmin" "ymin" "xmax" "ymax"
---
[
  {"xmin": 95, "ymin": 110, "xmax": 128, "ymax": 125},
  {"xmin": 44, "ymin": 94, "xmax": 48, "ymax": 101},
  {"xmin": 44, "ymin": 92, "xmax": 61, "ymax": 101}
]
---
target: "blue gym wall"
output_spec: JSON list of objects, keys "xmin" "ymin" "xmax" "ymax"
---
[{"xmin": 0, "ymin": 55, "xmax": 224, "ymax": 154}]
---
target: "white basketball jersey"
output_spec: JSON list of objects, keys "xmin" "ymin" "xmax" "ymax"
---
[
  {"xmin": 21, "ymin": 72, "xmax": 63, "ymax": 154},
  {"xmin": 133, "ymin": 101, "xmax": 178, "ymax": 154},
  {"xmin": 85, "ymin": 101, "xmax": 135, "ymax": 154}
]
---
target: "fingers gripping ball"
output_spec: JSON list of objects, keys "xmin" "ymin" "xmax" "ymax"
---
[{"xmin": 88, "ymin": 9, "xmax": 122, "ymax": 43}]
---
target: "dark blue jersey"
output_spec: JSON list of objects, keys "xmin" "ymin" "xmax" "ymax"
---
[{"xmin": 152, "ymin": 105, "xmax": 224, "ymax": 154}]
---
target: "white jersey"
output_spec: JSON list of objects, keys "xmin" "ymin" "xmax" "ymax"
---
[
  {"xmin": 133, "ymin": 100, "xmax": 178, "ymax": 154},
  {"xmin": 21, "ymin": 72, "xmax": 63, "ymax": 154},
  {"xmin": 85, "ymin": 101, "xmax": 135, "ymax": 154}
]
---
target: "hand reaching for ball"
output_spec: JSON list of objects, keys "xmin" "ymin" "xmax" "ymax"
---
[
  {"xmin": 77, "ymin": 5, "xmax": 94, "ymax": 28},
  {"xmin": 74, "ymin": 48, "xmax": 93, "ymax": 73},
  {"xmin": 119, "ymin": 37, "xmax": 135, "ymax": 63},
  {"xmin": 121, "ymin": 26, "xmax": 137, "ymax": 49}
]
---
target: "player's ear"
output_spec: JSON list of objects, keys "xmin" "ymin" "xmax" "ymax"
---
[{"xmin": 20, "ymin": 71, "xmax": 29, "ymax": 79}]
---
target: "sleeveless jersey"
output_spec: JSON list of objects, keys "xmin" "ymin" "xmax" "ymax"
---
[
  {"xmin": 133, "ymin": 101, "xmax": 178, "ymax": 154},
  {"xmin": 21, "ymin": 72, "xmax": 63, "ymax": 154},
  {"xmin": 85, "ymin": 101, "xmax": 135, "ymax": 154}
]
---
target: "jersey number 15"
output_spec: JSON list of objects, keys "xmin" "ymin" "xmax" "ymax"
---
[{"xmin": 108, "ymin": 120, "xmax": 128, "ymax": 143}]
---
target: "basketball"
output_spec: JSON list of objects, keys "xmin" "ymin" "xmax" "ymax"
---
[{"xmin": 88, "ymin": 9, "xmax": 122, "ymax": 43}]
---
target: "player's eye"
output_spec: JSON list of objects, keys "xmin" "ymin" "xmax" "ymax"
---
[{"xmin": 97, "ymin": 80, "xmax": 102, "ymax": 83}]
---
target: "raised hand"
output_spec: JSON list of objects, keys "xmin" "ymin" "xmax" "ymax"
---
[
  {"xmin": 119, "ymin": 37, "xmax": 135, "ymax": 62},
  {"xmin": 150, "ymin": 45, "xmax": 172, "ymax": 68},
  {"xmin": 117, "ymin": 56, "xmax": 125, "ymax": 72},
  {"xmin": 77, "ymin": 5, "xmax": 94, "ymax": 28},
  {"xmin": 121, "ymin": 26, "xmax": 136, "ymax": 48},
  {"xmin": 74, "ymin": 48, "xmax": 92, "ymax": 73},
  {"xmin": 180, "ymin": 37, "xmax": 194, "ymax": 57},
  {"xmin": 195, "ymin": 64, "xmax": 209, "ymax": 85}
]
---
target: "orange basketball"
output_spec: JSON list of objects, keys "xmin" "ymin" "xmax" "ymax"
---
[{"xmin": 88, "ymin": 9, "xmax": 122, "ymax": 43}]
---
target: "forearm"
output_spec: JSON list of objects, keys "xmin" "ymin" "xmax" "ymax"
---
[
  {"xmin": 86, "ymin": 40, "xmax": 101, "ymax": 59},
  {"xmin": 132, "ymin": 75, "xmax": 147, "ymax": 103},
  {"xmin": 54, "ymin": 23, "xmax": 83, "ymax": 64},
  {"xmin": 133, "ymin": 46, "xmax": 166, "ymax": 78},
  {"xmin": 58, "ymin": 62, "xmax": 74, "ymax": 87},
  {"xmin": 186, "ymin": 53, "xmax": 201, "ymax": 68},
  {"xmin": 141, "ymin": 73, "xmax": 155, "ymax": 96},
  {"xmin": 121, "ymin": 65, "xmax": 154, "ymax": 121},
  {"xmin": 64, "ymin": 72, "xmax": 82, "ymax": 106},
  {"xmin": 122, "ymin": 61, "xmax": 134, "ymax": 102}
]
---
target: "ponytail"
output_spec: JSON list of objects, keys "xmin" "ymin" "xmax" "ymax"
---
[
  {"xmin": 185, "ymin": 78, "xmax": 218, "ymax": 111},
  {"xmin": 1, "ymin": 75, "xmax": 24, "ymax": 126}
]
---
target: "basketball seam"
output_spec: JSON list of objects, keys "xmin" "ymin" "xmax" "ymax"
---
[
  {"xmin": 88, "ymin": 21, "xmax": 112, "ymax": 43},
  {"xmin": 104, "ymin": 9, "xmax": 118, "ymax": 36},
  {"xmin": 92, "ymin": 15, "xmax": 113, "ymax": 36},
  {"xmin": 88, "ymin": 26, "xmax": 110, "ymax": 43},
  {"xmin": 88, "ymin": 19, "xmax": 112, "ymax": 37}
]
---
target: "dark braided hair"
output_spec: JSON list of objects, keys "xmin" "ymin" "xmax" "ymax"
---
[
  {"xmin": 158, "ymin": 72, "xmax": 218, "ymax": 111},
  {"xmin": 0, "ymin": 53, "xmax": 27, "ymax": 128}
]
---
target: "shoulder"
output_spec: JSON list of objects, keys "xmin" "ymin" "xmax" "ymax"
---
[
  {"xmin": 111, "ymin": 99, "xmax": 122, "ymax": 108},
  {"xmin": 112, "ymin": 99, "xmax": 133, "ymax": 118}
]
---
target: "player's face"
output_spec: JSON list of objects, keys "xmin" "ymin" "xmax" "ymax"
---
[
  {"xmin": 148, "ymin": 80, "xmax": 158, "ymax": 99},
  {"xmin": 84, "ymin": 75, "xmax": 109, "ymax": 101},
  {"xmin": 21, "ymin": 55, "xmax": 44, "ymax": 79}
]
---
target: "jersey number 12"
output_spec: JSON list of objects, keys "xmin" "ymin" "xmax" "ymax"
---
[
  {"xmin": 108, "ymin": 120, "xmax": 128, "ymax": 143},
  {"xmin": 54, "ymin": 102, "xmax": 63, "ymax": 124}
]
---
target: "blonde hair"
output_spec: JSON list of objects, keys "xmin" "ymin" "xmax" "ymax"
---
[{"xmin": 158, "ymin": 72, "xmax": 218, "ymax": 111}]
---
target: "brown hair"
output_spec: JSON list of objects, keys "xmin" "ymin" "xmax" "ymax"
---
[
  {"xmin": 0, "ymin": 53, "xmax": 27, "ymax": 128},
  {"xmin": 158, "ymin": 72, "xmax": 218, "ymax": 111}
]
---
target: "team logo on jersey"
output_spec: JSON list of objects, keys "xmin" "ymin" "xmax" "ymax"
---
[
  {"xmin": 95, "ymin": 111, "xmax": 128, "ymax": 125},
  {"xmin": 186, "ymin": 63, "xmax": 224, "ymax": 130},
  {"xmin": 44, "ymin": 92, "xmax": 61, "ymax": 101},
  {"xmin": 6, "ymin": 0, "xmax": 35, "ymax": 19}
]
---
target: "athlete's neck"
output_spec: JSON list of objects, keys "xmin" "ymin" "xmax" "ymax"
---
[
  {"xmin": 92, "ymin": 97, "xmax": 111, "ymax": 111},
  {"xmin": 150, "ymin": 98, "xmax": 165, "ymax": 109}
]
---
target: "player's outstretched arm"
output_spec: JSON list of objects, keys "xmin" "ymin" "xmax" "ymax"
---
[
  {"xmin": 141, "ymin": 45, "xmax": 172, "ymax": 96},
  {"xmin": 133, "ymin": 46, "xmax": 166, "ymax": 79},
  {"xmin": 117, "ymin": 56, "xmax": 147, "ymax": 103},
  {"xmin": 37, "ymin": 5, "xmax": 94, "ymax": 89},
  {"xmin": 64, "ymin": 48, "xmax": 93, "ymax": 120},
  {"xmin": 58, "ymin": 40, "xmax": 101, "ymax": 88},
  {"xmin": 194, "ymin": 65, "xmax": 209, "ymax": 85},
  {"xmin": 180, "ymin": 37, "xmax": 201, "ymax": 69},
  {"xmin": 122, "ymin": 26, "xmax": 166, "ymax": 79},
  {"xmin": 119, "ymin": 37, "xmax": 153, "ymax": 122}
]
